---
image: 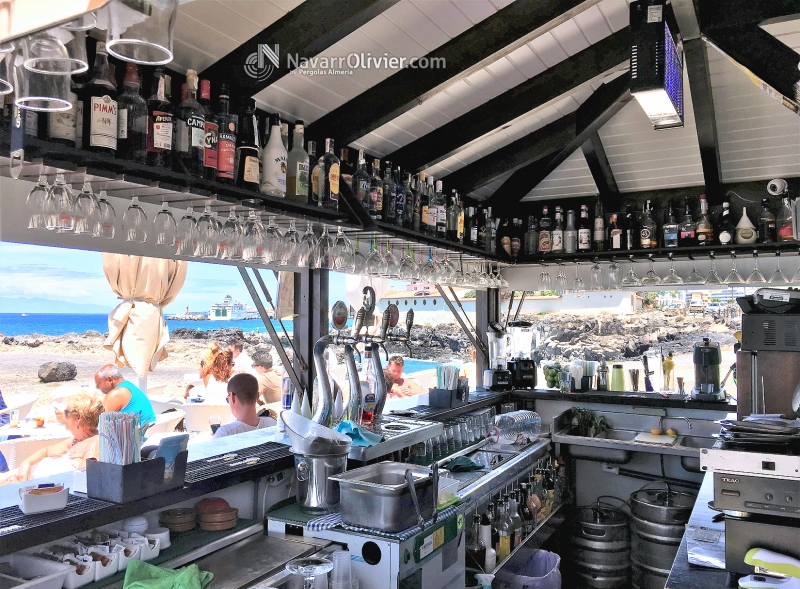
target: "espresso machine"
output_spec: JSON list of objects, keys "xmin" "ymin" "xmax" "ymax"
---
[
  {"xmin": 691, "ymin": 337, "xmax": 725, "ymax": 401},
  {"xmin": 506, "ymin": 320, "xmax": 537, "ymax": 389},
  {"xmin": 484, "ymin": 322, "xmax": 511, "ymax": 391}
]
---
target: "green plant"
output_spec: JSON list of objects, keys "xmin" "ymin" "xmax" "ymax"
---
[{"xmin": 572, "ymin": 407, "xmax": 609, "ymax": 438}]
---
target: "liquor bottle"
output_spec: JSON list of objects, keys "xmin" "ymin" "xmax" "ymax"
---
[
  {"xmin": 524, "ymin": 216, "xmax": 538, "ymax": 256},
  {"xmin": 351, "ymin": 149, "xmax": 370, "ymax": 215},
  {"xmin": 307, "ymin": 141, "xmax": 318, "ymax": 204},
  {"xmin": 145, "ymin": 67, "xmax": 173, "ymax": 169},
  {"xmin": 607, "ymin": 213, "xmax": 622, "ymax": 250},
  {"xmin": 369, "ymin": 159, "xmax": 383, "ymax": 221},
  {"xmin": 564, "ymin": 210, "xmax": 577, "ymax": 254},
  {"xmin": 286, "ymin": 121, "xmax": 309, "ymax": 202},
  {"xmin": 361, "ymin": 345, "xmax": 376, "ymax": 424},
  {"xmin": 624, "ymin": 205, "xmax": 636, "ymax": 250},
  {"xmin": 317, "ymin": 138, "xmax": 341, "ymax": 211},
  {"xmin": 538, "ymin": 206, "xmax": 552, "ymax": 253},
  {"xmin": 480, "ymin": 508, "xmax": 495, "ymax": 570},
  {"xmin": 593, "ymin": 197, "xmax": 605, "ymax": 251},
  {"xmin": 457, "ymin": 194, "xmax": 465, "ymax": 243},
  {"xmin": 466, "ymin": 513, "xmax": 486, "ymax": 570},
  {"xmin": 48, "ymin": 74, "xmax": 79, "ymax": 146},
  {"xmin": 678, "ymin": 198, "xmax": 696, "ymax": 247},
  {"xmin": 640, "ymin": 201, "xmax": 657, "ymax": 249},
  {"xmin": 759, "ymin": 199, "xmax": 776, "ymax": 243},
  {"xmin": 446, "ymin": 196, "xmax": 461, "ymax": 242},
  {"xmin": 72, "ymin": 56, "xmax": 90, "ymax": 147},
  {"xmin": 486, "ymin": 207, "xmax": 497, "ymax": 254},
  {"xmin": 718, "ymin": 201, "xmax": 735, "ymax": 245},
  {"xmin": 508, "ymin": 491, "xmax": 524, "ymax": 548},
  {"xmin": 468, "ymin": 207, "xmax": 479, "ymax": 248},
  {"xmin": 390, "ymin": 168, "xmax": 403, "ymax": 226},
  {"xmin": 662, "ymin": 201, "xmax": 679, "ymax": 247},
  {"xmin": 486, "ymin": 502, "xmax": 500, "ymax": 553},
  {"xmin": 198, "ymin": 79, "xmax": 218, "ymax": 180},
  {"xmin": 424, "ymin": 176, "xmax": 435, "ymax": 236},
  {"xmin": 736, "ymin": 207, "xmax": 757, "ymax": 244},
  {"xmin": 403, "ymin": 174, "xmax": 414, "ymax": 229},
  {"xmin": 410, "ymin": 174, "xmax": 421, "ymax": 231},
  {"xmin": 117, "ymin": 64, "xmax": 147, "ymax": 163},
  {"xmin": 83, "ymin": 42, "xmax": 118, "ymax": 155},
  {"xmin": 496, "ymin": 218, "xmax": 511, "ymax": 259},
  {"xmin": 382, "ymin": 161, "xmax": 395, "ymax": 223},
  {"xmin": 338, "ymin": 149, "xmax": 352, "ymax": 180},
  {"xmin": 577, "ymin": 205, "xmax": 591, "ymax": 251},
  {"xmin": 495, "ymin": 498, "xmax": 512, "ymax": 562},
  {"xmin": 551, "ymin": 207, "xmax": 564, "ymax": 253},
  {"xmin": 281, "ymin": 121, "xmax": 289, "ymax": 150},
  {"xmin": 778, "ymin": 197, "xmax": 794, "ymax": 242},
  {"xmin": 261, "ymin": 113, "xmax": 287, "ymax": 197},
  {"xmin": 696, "ymin": 195, "xmax": 713, "ymax": 245},
  {"xmin": 234, "ymin": 99, "xmax": 260, "ymax": 191},
  {"xmin": 417, "ymin": 172, "xmax": 429, "ymax": 234},
  {"xmin": 519, "ymin": 484, "xmax": 535, "ymax": 535},
  {"xmin": 174, "ymin": 69, "xmax": 205, "ymax": 177},
  {"xmin": 213, "ymin": 86, "xmax": 236, "ymax": 184},
  {"xmin": 437, "ymin": 181, "xmax": 448, "ymax": 239}
]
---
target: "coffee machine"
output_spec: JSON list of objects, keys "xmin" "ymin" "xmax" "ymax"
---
[
  {"xmin": 506, "ymin": 320, "xmax": 537, "ymax": 389},
  {"xmin": 691, "ymin": 337, "xmax": 724, "ymax": 401},
  {"xmin": 484, "ymin": 322, "xmax": 511, "ymax": 391}
]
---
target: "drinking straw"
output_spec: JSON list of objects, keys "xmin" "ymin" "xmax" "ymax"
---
[{"xmin": 98, "ymin": 412, "xmax": 144, "ymax": 465}]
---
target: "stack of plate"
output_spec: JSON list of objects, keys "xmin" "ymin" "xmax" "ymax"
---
[
  {"xmin": 159, "ymin": 508, "xmax": 197, "ymax": 533},
  {"xmin": 198, "ymin": 507, "xmax": 238, "ymax": 531},
  {"xmin": 715, "ymin": 418, "xmax": 800, "ymax": 449}
]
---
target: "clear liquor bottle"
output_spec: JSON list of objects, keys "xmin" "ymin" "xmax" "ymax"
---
[
  {"xmin": 369, "ymin": 159, "xmax": 383, "ymax": 221},
  {"xmin": 351, "ymin": 149, "xmax": 371, "ymax": 215},
  {"xmin": 382, "ymin": 161, "xmax": 395, "ymax": 223},
  {"xmin": 551, "ymin": 207, "xmax": 564, "ymax": 253},
  {"xmin": 83, "ymin": 42, "xmax": 118, "ymax": 155},
  {"xmin": 198, "ymin": 79, "xmax": 218, "ymax": 180},
  {"xmin": 495, "ymin": 498, "xmax": 512, "ymax": 562},
  {"xmin": 417, "ymin": 172, "xmax": 428, "ymax": 234},
  {"xmin": 593, "ymin": 197, "xmax": 605, "ymax": 251},
  {"xmin": 538, "ymin": 206, "xmax": 552, "ymax": 253},
  {"xmin": 307, "ymin": 141, "xmax": 318, "ymax": 205},
  {"xmin": 146, "ymin": 67, "xmax": 173, "ymax": 169},
  {"xmin": 778, "ymin": 197, "xmax": 794, "ymax": 242},
  {"xmin": 759, "ymin": 199, "xmax": 776, "ymax": 243},
  {"xmin": 678, "ymin": 198, "xmax": 696, "ymax": 247},
  {"xmin": 425, "ymin": 175, "xmax": 436, "ymax": 236},
  {"xmin": 640, "ymin": 201, "xmax": 657, "ymax": 249},
  {"xmin": 447, "ymin": 196, "xmax": 462, "ymax": 242},
  {"xmin": 508, "ymin": 491, "xmax": 524, "ymax": 548},
  {"xmin": 394, "ymin": 167, "xmax": 405, "ymax": 226},
  {"xmin": 608, "ymin": 213, "xmax": 624, "ymax": 250},
  {"xmin": 317, "ymin": 138, "xmax": 340, "ymax": 211},
  {"xmin": 215, "ymin": 84, "xmax": 236, "ymax": 184},
  {"xmin": 718, "ymin": 200, "xmax": 735, "ymax": 245},
  {"xmin": 403, "ymin": 173, "xmax": 414, "ymax": 229},
  {"xmin": 468, "ymin": 207, "xmax": 478, "ymax": 248},
  {"xmin": 577, "ymin": 204, "xmax": 591, "ymax": 251},
  {"xmin": 174, "ymin": 69, "xmax": 205, "ymax": 177},
  {"xmin": 662, "ymin": 201, "xmax": 679, "ymax": 247},
  {"xmin": 286, "ymin": 121, "xmax": 309, "ymax": 202},
  {"xmin": 261, "ymin": 113, "xmax": 287, "ymax": 197},
  {"xmin": 234, "ymin": 99, "xmax": 260, "ymax": 191},
  {"xmin": 696, "ymin": 194, "xmax": 713, "ymax": 245},
  {"xmin": 518, "ymin": 484, "xmax": 535, "ymax": 535},
  {"xmin": 564, "ymin": 210, "xmax": 577, "ymax": 253},
  {"xmin": 466, "ymin": 513, "xmax": 486, "ymax": 570},
  {"xmin": 436, "ymin": 181, "xmax": 447, "ymax": 239},
  {"xmin": 524, "ymin": 216, "xmax": 538, "ymax": 255},
  {"xmin": 485, "ymin": 207, "xmax": 497, "ymax": 254}
]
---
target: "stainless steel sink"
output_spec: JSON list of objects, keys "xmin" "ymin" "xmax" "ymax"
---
[
  {"xmin": 678, "ymin": 436, "xmax": 716, "ymax": 472},
  {"xmin": 593, "ymin": 429, "xmax": 637, "ymax": 441}
]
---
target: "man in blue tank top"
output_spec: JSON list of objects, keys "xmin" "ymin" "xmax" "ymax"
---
[{"xmin": 94, "ymin": 364, "xmax": 156, "ymax": 424}]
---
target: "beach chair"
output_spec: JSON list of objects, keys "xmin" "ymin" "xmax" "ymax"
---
[
  {"xmin": 0, "ymin": 436, "xmax": 71, "ymax": 470},
  {"xmin": 0, "ymin": 394, "xmax": 39, "ymax": 420},
  {"xmin": 146, "ymin": 410, "xmax": 186, "ymax": 434},
  {"xmin": 180, "ymin": 403, "xmax": 234, "ymax": 432}
]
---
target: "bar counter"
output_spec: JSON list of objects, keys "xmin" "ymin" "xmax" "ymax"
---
[{"xmin": 513, "ymin": 388, "xmax": 737, "ymax": 411}]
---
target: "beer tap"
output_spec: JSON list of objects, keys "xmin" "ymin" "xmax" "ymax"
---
[
  {"xmin": 311, "ymin": 300, "xmax": 353, "ymax": 425},
  {"xmin": 386, "ymin": 309, "xmax": 415, "ymax": 358}
]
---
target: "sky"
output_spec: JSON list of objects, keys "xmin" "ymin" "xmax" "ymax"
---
[{"xmin": 0, "ymin": 242, "xmax": 349, "ymax": 314}]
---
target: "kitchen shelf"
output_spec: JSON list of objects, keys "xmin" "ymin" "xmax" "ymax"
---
[{"xmin": 489, "ymin": 503, "xmax": 565, "ymax": 576}]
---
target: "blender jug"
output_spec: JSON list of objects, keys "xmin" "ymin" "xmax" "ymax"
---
[{"xmin": 507, "ymin": 320, "xmax": 534, "ymax": 359}]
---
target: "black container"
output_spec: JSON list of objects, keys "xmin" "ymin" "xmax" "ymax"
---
[
  {"xmin": 86, "ymin": 451, "xmax": 188, "ymax": 503},
  {"xmin": 429, "ymin": 388, "xmax": 467, "ymax": 408}
]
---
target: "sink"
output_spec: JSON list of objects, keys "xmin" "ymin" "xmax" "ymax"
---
[
  {"xmin": 594, "ymin": 429, "xmax": 637, "ymax": 441},
  {"xmin": 679, "ymin": 436, "xmax": 715, "ymax": 473},
  {"xmin": 561, "ymin": 429, "xmax": 633, "ymax": 464}
]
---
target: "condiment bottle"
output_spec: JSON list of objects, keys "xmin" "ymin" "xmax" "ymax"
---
[{"xmin": 610, "ymin": 364, "xmax": 625, "ymax": 391}]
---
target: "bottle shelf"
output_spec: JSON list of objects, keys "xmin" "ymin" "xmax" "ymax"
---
[{"xmin": 489, "ymin": 502, "xmax": 564, "ymax": 576}]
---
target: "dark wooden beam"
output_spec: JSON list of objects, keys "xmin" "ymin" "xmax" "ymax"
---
[
  {"xmin": 697, "ymin": 0, "xmax": 800, "ymax": 30},
  {"xmin": 486, "ymin": 72, "xmax": 633, "ymax": 208},
  {"xmin": 683, "ymin": 37, "xmax": 722, "ymax": 202},
  {"xmin": 305, "ymin": 0, "xmax": 591, "ymax": 147},
  {"xmin": 581, "ymin": 131, "xmax": 620, "ymax": 208},
  {"xmin": 440, "ymin": 115, "xmax": 575, "ymax": 194},
  {"xmin": 383, "ymin": 28, "xmax": 631, "ymax": 172},
  {"xmin": 199, "ymin": 0, "xmax": 400, "ymax": 110}
]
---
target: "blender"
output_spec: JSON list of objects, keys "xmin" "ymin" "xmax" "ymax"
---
[
  {"xmin": 506, "ymin": 320, "xmax": 537, "ymax": 389},
  {"xmin": 692, "ymin": 337, "xmax": 724, "ymax": 401},
  {"xmin": 484, "ymin": 322, "xmax": 512, "ymax": 391}
]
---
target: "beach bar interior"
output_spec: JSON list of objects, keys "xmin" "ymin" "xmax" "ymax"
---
[{"xmin": 0, "ymin": 1, "xmax": 800, "ymax": 588}]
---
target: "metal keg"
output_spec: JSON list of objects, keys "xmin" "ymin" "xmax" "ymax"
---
[
  {"xmin": 630, "ymin": 483, "xmax": 695, "ymax": 589},
  {"xmin": 567, "ymin": 503, "xmax": 631, "ymax": 589}
]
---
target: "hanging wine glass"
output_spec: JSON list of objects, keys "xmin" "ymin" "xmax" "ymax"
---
[
  {"xmin": 194, "ymin": 205, "xmax": 214, "ymax": 257},
  {"xmin": 791, "ymin": 250, "xmax": 800, "ymax": 284},
  {"xmin": 686, "ymin": 258, "xmax": 705, "ymax": 285},
  {"xmin": 73, "ymin": 180, "xmax": 98, "ymax": 236},
  {"xmin": 282, "ymin": 220, "xmax": 301, "ymax": 267},
  {"xmin": 589, "ymin": 261, "xmax": 604, "ymax": 291},
  {"xmin": 51, "ymin": 172, "xmax": 75, "ymax": 233},
  {"xmin": 231, "ymin": 215, "xmax": 245, "ymax": 261},
  {"xmin": 607, "ymin": 261, "xmax": 622, "ymax": 290},
  {"xmin": 94, "ymin": 190, "xmax": 116, "ymax": 239},
  {"xmin": 219, "ymin": 211, "xmax": 239, "ymax": 259},
  {"xmin": 207, "ymin": 212, "xmax": 223, "ymax": 258},
  {"xmin": 315, "ymin": 225, "xmax": 336, "ymax": 269},
  {"xmin": 175, "ymin": 206, "xmax": 196, "ymax": 255},
  {"xmin": 122, "ymin": 196, "xmax": 147, "ymax": 243},
  {"xmin": 621, "ymin": 258, "xmax": 641, "ymax": 287},
  {"xmin": 769, "ymin": 252, "xmax": 789, "ymax": 285},
  {"xmin": 353, "ymin": 236, "xmax": 367, "ymax": 274},
  {"xmin": 573, "ymin": 262, "xmax": 584, "ymax": 297},
  {"xmin": 332, "ymin": 227, "xmax": 355, "ymax": 273},
  {"xmin": 264, "ymin": 217, "xmax": 285, "ymax": 265},
  {"xmin": 705, "ymin": 253, "xmax": 723, "ymax": 285},
  {"xmin": 365, "ymin": 238, "xmax": 385, "ymax": 276},
  {"xmin": 298, "ymin": 223, "xmax": 318, "ymax": 268},
  {"xmin": 26, "ymin": 173, "xmax": 50, "ymax": 229},
  {"xmin": 241, "ymin": 210, "xmax": 262, "ymax": 262},
  {"xmin": 555, "ymin": 263, "xmax": 567, "ymax": 295},
  {"xmin": 420, "ymin": 248, "xmax": 436, "ymax": 282},
  {"xmin": 410, "ymin": 249, "xmax": 421, "ymax": 281},
  {"xmin": 723, "ymin": 252, "xmax": 744, "ymax": 285},
  {"xmin": 384, "ymin": 243, "xmax": 400, "ymax": 278},
  {"xmin": 662, "ymin": 254, "xmax": 684, "ymax": 285},
  {"xmin": 152, "ymin": 201, "xmax": 176, "ymax": 246},
  {"xmin": 641, "ymin": 257, "xmax": 662, "ymax": 286},
  {"xmin": 397, "ymin": 245, "xmax": 415, "ymax": 281},
  {"xmin": 451, "ymin": 254, "xmax": 465, "ymax": 286},
  {"xmin": 746, "ymin": 251, "xmax": 767, "ymax": 284},
  {"xmin": 539, "ymin": 264, "xmax": 552, "ymax": 291}
]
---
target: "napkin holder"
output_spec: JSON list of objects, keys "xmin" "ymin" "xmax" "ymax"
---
[
  {"xmin": 429, "ymin": 386, "xmax": 468, "ymax": 408},
  {"xmin": 86, "ymin": 451, "xmax": 188, "ymax": 503}
]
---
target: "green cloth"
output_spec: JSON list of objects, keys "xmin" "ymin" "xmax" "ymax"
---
[
  {"xmin": 445, "ymin": 456, "xmax": 483, "ymax": 472},
  {"xmin": 123, "ymin": 560, "xmax": 213, "ymax": 589}
]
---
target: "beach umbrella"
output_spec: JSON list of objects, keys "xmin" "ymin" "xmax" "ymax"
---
[{"xmin": 102, "ymin": 253, "xmax": 187, "ymax": 379}]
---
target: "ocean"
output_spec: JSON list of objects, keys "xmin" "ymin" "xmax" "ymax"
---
[{"xmin": 0, "ymin": 313, "xmax": 292, "ymax": 337}]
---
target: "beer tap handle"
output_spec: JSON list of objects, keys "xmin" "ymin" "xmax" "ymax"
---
[
  {"xmin": 352, "ymin": 307, "xmax": 366, "ymax": 341},
  {"xmin": 380, "ymin": 308, "xmax": 391, "ymax": 340},
  {"xmin": 405, "ymin": 309, "xmax": 414, "ymax": 339}
]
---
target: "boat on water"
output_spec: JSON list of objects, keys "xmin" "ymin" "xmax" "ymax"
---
[{"xmin": 209, "ymin": 295, "xmax": 249, "ymax": 321}]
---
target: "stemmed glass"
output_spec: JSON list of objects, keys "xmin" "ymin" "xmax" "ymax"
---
[
  {"xmin": 723, "ymin": 252, "xmax": 744, "ymax": 285},
  {"xmin": 194, "ymin": 205, "xmax": 215, "ymax": 257},
  {"xmin": 589, "ymin": 261, "xmax": 604, "ymax": 291},
  {"xmin": 365, "ymin": 238, "xmax": 386, "ymax": 277},
  {"xmin": 398, "ymin": 245, "xmax": 415, "ymax": 281},
  {"xmin": 153, "ymin": 201, "xmax": 177, "ymax": 246},
  {"xmin": 298, "ymin": 223, "xmax": 318, "ymax": 268},
  {"xmin": 686, "ymin": 258, "xmax": 705, "ymax": 285},
  {"xmin": 769, "ymin": 253, "xmax": 789, "ymax": 285},
  {"xmin": 792, "ymin": 250, "xmax": 800, "ymax": 284},
  {"xmin": 353, "ymin": 236, "xmax": 367, "ymax": 274},
  {"xmin": 704, "ymin": 253, "xmax": 723, "ymax": 285},
  {"xmin": 539, "ymin": 265, "xmax": 552, "ymax": 291},
  {"xmin": 285, "ymin": 557, "xmax": 333, "ymax": 589},
  {"xmin": 746, "ymin": 251, "xmax": 767, "ymax": 284},
  {"xmin": 282, "ymin": 220, "xmax": 301, "ymax": 267},
  {"xmin": 264, "ymin": 217, "xmax": 285, "ymax": 265},
  {"xmin": 73, "ymin": 180, "xmax": 98, "ymax": 236},
  {"xmin": 122, "ymin": 196, "xmax": 147, "ymax": 243},
  {"xmin": 607, "ymin": 261, "xmax": 621, "ymax": 290},
  {"xmin": 51, "ymin": 172, "xmax": 75, "ymax": 233},
  {"xmin": 641, "ymin": 257, "xmax": 662, "ymax": 286},
  {"xmin": 241, "ymin": 210, "xmax": 264, "ymax": 262},
  {"xmin": 26, "ymin": 174, "xmax": 50, "ymax": 229},
  {"xmin": 420, "ymin": 248, "xmax": 437, "ymax": 283},
  {"xmin": 662, "ymin": 254, "xmax": 684, "ymax": 285},
  {"xmin": 94, "ymin": 191, "xmax": 116, "ymax": 239},
  {"xmin": 573, "ymin": 263, "xmax": 584, "ymax": 297},
  {"xmin": 621, "ymin": 258, "xmax": 641, "ymax": 287},
  {"xmin": 384, "ymin": 243, "xmax": 400, "ymax": 278},
  {"xmin": 555, "ymin": 264, "xmax": 567, "ymax": 295},
  {"xmin": 332, "ymin": 227, "xmax": 355, "ymax": 273},
  {"xmin": 493, "ymin": 263, "xmax": 508, "ymax": 288},
  {"xmin": 219, "ymin": 211, "xmax": 239, "ymax": 259},
  {"xmin": 315, "ymin": 225, "xmax": 335, "ymax": 269},
  {"xmin": 175, "ymin": 206, "xmax": 196, "ymax": 256}
]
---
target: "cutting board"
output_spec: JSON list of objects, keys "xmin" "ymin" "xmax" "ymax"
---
[{"xmin": 634, "ymin": 432, "xmax": 678, "ymax": 446}]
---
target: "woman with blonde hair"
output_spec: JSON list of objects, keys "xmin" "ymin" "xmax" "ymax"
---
[
  {"xmin": 199, "ymin": 341, "xmax": 221, "ymax": 380},
  {"xmin": 13, "ymin": 392, "xmax": 104, "ymax": 482}
]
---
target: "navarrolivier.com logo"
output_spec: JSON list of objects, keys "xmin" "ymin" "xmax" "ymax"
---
[{"xmin": 244, "ymin": 44, "xmax": 279, "ymax": 82}]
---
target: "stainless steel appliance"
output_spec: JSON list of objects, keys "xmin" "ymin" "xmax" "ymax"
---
[
  {"xmin": 692, "ymin": 337, "xmax": 724, "ymax": 401},
  {"xmin": 485, "ymin": 322, "xmax": 511, "ymax": 391}
]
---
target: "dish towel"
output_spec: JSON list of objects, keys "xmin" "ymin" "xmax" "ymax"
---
[
  {"xmin": 306, "ymin": 505, "xmax": 460, "ymax": 541},
  {"xmin": 444, "ymin": 456, "xmax": 483, "ymax": 472},
  {"xmin": 334, "ymin": 421, "xmax": 384, "ymax": 447},
  {"xmin": 123, "ymin": 560, "xmax": 213, "ymax": 589}
]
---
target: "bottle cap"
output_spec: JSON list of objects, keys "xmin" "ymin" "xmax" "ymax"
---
[
  {"xmin": 199, "ymin": 79, "xmax": 211, "ymax": 100},
  {"xmin": 307, "ymin": 140, "xmax": 316, "ymax": 155},
  {"xmin": 96, "ymin": 42, "xmax": 107, "ymax": 55}
]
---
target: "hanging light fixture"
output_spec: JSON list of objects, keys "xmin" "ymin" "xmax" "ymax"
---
[{"xmin": 630, "ymin": 0, "xmax": 684, "ymax": 130}]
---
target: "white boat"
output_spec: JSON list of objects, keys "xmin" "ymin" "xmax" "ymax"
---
[{"xmin": 209, "ymin": 295, "xmax": 249, "ymax": 321}]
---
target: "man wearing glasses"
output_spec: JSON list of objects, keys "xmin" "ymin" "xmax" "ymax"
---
[{"xmin": 214, "ymin": 374, "xmax": 276, "ymax": 438}]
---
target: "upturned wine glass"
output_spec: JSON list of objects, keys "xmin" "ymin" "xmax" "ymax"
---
[
  {"xmin": 686, "ymin": 259, "xmax": 706, "ymax": 285},
  {"xmin": 723, "ymin": 252, "xmax": 745, "ymax": 285},
  {"xmin": 589, "ymin": 261, "xmax": 604, "ymax": 291},
  {"xmin": 746, "ymin": 251, "xmax": 767, "ymax": 284},
  {"xmin": 397, "ymin": 246, "xmax": 416, "ymax": 281},
  {"xmin": 641, "ymin": 258, "xmax": 662, "ymax": 286},
  {"xmin": 420, "ymin": 248, "xmax": 437, "ymax": 282},
  {"xmin": 241, "ymin": 210, "xmax": 263, "ymax": 262},
  {"xmin": 365, "ymin": 239, "xmax": 386, "ymax": 276},
  {"xmin": 219, "ymin": 211, "xmax": 239, "ymax": 259},
  {"xmin": 621, "ymin": 258, "xmax": 641, "ymax": 287},
  {"xmin": 573, "ymin": 263, "xmax": 584, "ymax": 296},
  {"xmin": 352, "ymin": 236, "xmax": 367, "ymax": 274},
  {"xmin": 298, "ymin": 223, "xmax": 318, "ymax": 268},
  {"xmin": 769, "ymin": 253, "xmax": 789, "ymax": 285},
  {"xmin": 51, "ymin": 172, "xmax": 75, "ymax": 233},
  {"xmin": 315, "ymin": 225, "xmax": 335, "ymax": 269},
  {"xmin": 662, "ymin": 255, "xmax": 684, "ymax": 285},
  {"xmin": 74, "ymin": 180, "xmax": 99, "ymax": 236},
  {"xmin": 175, "ymin": 206, "xmax": 196, "ymax": 256},
  {"xmin": 332, "ymin": 227, "xmax": 355, "ymax": 273},
  {"xmin": 282, "ymin": 220, "xmax": 301, "ymax": 267},
  {"xmin": 539, "ymin": 264, "xmax": 552, "ymax": 291},
  {"xmin": 264, "ymin": 217, "xmax": 285, "ymax": 265},
  {"xmin": 153, "ymin": 201, "xmax": 177, "ymax": 246},
  {"xmin": 26, "ymin": 173, "xmax": 50, "ymax": 229},
  {"xmin": 607, "ymin": 261, "xmax": 622, "ymax": 290},
  {"xmin": 384, "ymin": 243, "xmax": 400, "ymax": 278},
  {"xmin": 194, "ymin": 205, "xmax": 215, "ymax": 257},
  {"xmin": 122, "ymin": 196, "xmax": 147, "ymax": 243},
  {"xmin": 94, "ymin": 191, "xmax": 116, "ymax": 239},
  {"xmin": 555, "ymin": 263, "xmax": 567, "ymax": 295},
  {"xmin": 705, "ymin": 254, "xmax": 723, "ymax": 285}
]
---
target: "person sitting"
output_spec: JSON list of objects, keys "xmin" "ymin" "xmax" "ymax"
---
[
  {"xmin": 386, "ymin": 356, "xmax": 424, "ymax": 397},
  {"xmin": 229, "ymin": 340, "xmax": 253, "ymax": 374},
  {"xmin": 14, "ymin": 392, "xmax": 104, "ymax": 482},
  {"xmin": 251, "ymin": 351, "xmax": 281, "ymax": 405},
  {"xmin": 214, "ymin": 374, "xmax": 276, "ymax": 438},
  {"xmin": 94, "ymin": 364, "xmax": 156, "ymax": 424}
]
